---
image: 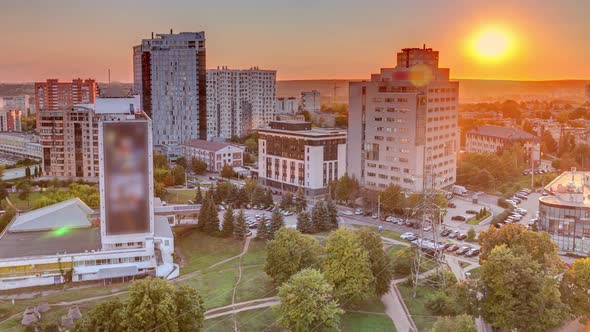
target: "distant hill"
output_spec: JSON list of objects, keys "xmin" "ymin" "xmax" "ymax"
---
[{"xmin": 2, "ymin": 80, "xmax": 588, "ymax": 105}]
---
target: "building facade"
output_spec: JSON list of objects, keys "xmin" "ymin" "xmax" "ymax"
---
[
  {"xmin": 206, "ymin": 67, "xmax": 276, "ymax": 139},
  {"xmin": 276, "ymin": 97, "xmax": 298, "ymax": 114},
  {"xmin": 348, "ymin": 46, "xmax": 459, "ymax": 193},
  {"xmin": 182, "ymin": 139, "xmax": 244, "ymax": 172},
  {"xmin": 39, "ymin": 96, "xmax": 140, "ymax": 179},
  {"xmin": 0, "ymin": 132, "xmax": 41, "ymax": 160},
  {"xmin": 0, "ymin": 109, "xmax": 22, "ymax": 132},
  {"xmin": 301, "ymin": 90, "xmax": 320, "ymax": 112},
  {"xmin": 257, "ymin": 121, "xmax": 346, "ymax": 197},
  {"xmin": 34, "ymin": 79, "xmax": 97, "ymax": 112},
  {"xmin": 466, "ymin": 125, "xmax": 541, "ymax": 161},
  {"xmin": 538, "ymin": 170, "xmax": 590, "ymax": 255},
  {"xmin": 133, "ymin": 31, "xmax": 207, "ymax": 152},
  {"xmin": 0, "ymin": 96, "xmax": 32, "ymax": 116}
]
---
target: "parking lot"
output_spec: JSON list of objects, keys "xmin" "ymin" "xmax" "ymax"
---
[{"xmin": 216, "ymin": 206, "xmax": 298, "ymax": 236}]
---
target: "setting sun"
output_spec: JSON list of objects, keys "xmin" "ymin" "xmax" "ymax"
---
[{"xmin": 470, "ymin": 27, "xmax": 514, "ymax": 62}]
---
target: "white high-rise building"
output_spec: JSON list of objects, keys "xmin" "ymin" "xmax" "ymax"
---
[
  {"xmin": 133, "ymin": 31, "xmax": 207, "ymax": 154},
  {"xmin": 275, "ymin": 97, "xmax": 299, "ymax": 114},
  {"xmin": 348, "ymin": 46, "xmax": 459, "ymax": 193},
  {"xmin": 206, "ymin": 67, "xmax": 276, "ymax": 139},
  {"xmin": 301, "ymin": 90, "xmax": 321, "ymax": 112}
]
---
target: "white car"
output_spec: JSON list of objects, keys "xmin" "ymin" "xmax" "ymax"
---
[
  {"xmin": 400, "ymin": 232, "xmax": 416, "ymax": 240},
  {"xmin": 510, "ymin": 214, "xmax": 522, "ymax": 221},
  {"xmin": 516, "ymin": 208, "xmax": 527, "ymax": 215},
  {"xmin": 423, "ymin": 225, "xmax": 432, "ymax": 231},
  {"xmin": 354, "ymin": 209, "xmax": 363, "ymax": 215},
  {"xmin": 341, "ymin": 210, "xmax": 353, "ymax": 216}
]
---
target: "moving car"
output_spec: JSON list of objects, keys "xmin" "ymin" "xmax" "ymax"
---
[{"xmin": 354, "ymin": 208, "xmax": 363, "ymax": 215}]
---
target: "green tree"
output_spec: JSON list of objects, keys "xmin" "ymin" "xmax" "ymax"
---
[
  {"xmin": 356, "ymin": 227, "xmax": 393, "ymax": 295},
  {"xmin": 171, "ymin": 165, "xmax": 186, "ymax": 186},
  {"xmin": 221, "ymin": 163, "xmax": 234, "ymax": 179},
  {"xmin": 34, "ymin": 165, "xmax": 39, "ymax": 177},
  {"xmin": 191, "ymin": 157, "xmax": 208, "ymax": 174},
  {"xmin": 154, "ymin": 181, "xmax": 167, "ymax": 198},
  {"xmin": 324, "ymin": 228, "xmax": 373, "ymax": 304},
  {"xmin": 256, "ymin": 217, "xmax": 268, "ymax": 240},
  {"xmin": 325, "ymin": 198, "xmax": 339, "ymax": 230},
  {"xmin": 73, "ymin": 298, "xmax": 125, "ymax": 332},
  {"xmin": 391, "ymin": 247, "xmax": 415, "ymax": 277},
  {"xmin": 124, "ymin": 278, "xmax": 204, "ymax": 332},
  {"xmin": 296, "ymin": 211, "xmax": 313, "ymax": 234},
  {"xmin": 381, "ymin": 184, "xmax": 404, "ymax": 214},
  {"xmin": 194, "ymin": 185, "xmax": 203, "ymax": 204},
  {"xmin": 220, "ymin": 206, "xmax": 235, "ymax": 237},
  {"xmin": 264, "ymin": 189, "xmax": 274, "ymax": 206},
  {"xmin": 175, "ymin": 156, "xmax": 187, "ymax": 169},
  {"xmin": 267, "ymin": 209, "xmax": 285, "ymax": 239},
  {"xmin": 233, "ymin": 209, "xmax": 249, "ymax": 239},
  {"xmin": 17, "ymin": 180, "xmax": 32, "ymax": 200},
  {"xmin": 561, "ymin": 257, "xmax": 590, "ymax": 322},
  {"xmin": 295, "ymin": 187, "xmax": 307, "ymax": 212},
  {"xmin": 431, "ymin": 314, "xmax": 476, "ymax": 332},
  {"xmin": 251, "ymin": 185, "xmax": 265, "ymax": 206},
  {"xmin": 311, "ymin": 200, "xmax": 329, "ymax": 232},
  {"xmin": 265, "ymin": 228, "xmax": 324, "ymax": 285},
  {"xmin": 203, "ymin": 194, "xmax": 219, "ymax": 234},
  {"xmin": 275, "ymin": 269, "xmax": 343, "ymax": 332},
  {"xmin": 480, "ymin": 245, "xmax": 569, "ymax": 332},
  {"xmin": 447, "ymin": 280, "xmax": 480, "ymax": 317},
  {"xmin": 25, "ymin": 166, "xmax": 31, "ymax": 178},
  {"xmin": 153, "ymin": 153, "xmax": 169, "ymax": 169},
  {"xmin": 280, "ymin": 191, "xmax": 293, "ymax": 209},
  {"xmin": 466, "ymin": 227, "xmax": 476, "ymax": 242},
  {"xmin": 425, "ymin": 290, "xmax": 455, "ymax": 315}
]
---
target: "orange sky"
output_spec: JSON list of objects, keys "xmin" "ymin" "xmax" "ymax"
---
[{"xmin": 0, "ymin": 0, "xmax": 588, "ymax": 82}]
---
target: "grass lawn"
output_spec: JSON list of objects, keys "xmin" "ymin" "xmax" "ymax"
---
[
  {"xmin": 164, "ymin": 188, "xmax": 197, "ymax": 204},
  {"xmin": 351, "ymin": 224, "xmax": 403, "ymax": 241},
  {"xmin": 235, "ymin": 265, "xmax": 277, "ymax": 303},
  {"xmin": 398, "ymin": 284, "xmax": 438, "ymax": 332},
  {"xmin": 8, "ymin": 192, "xmax": 44, "ymax": 211},
  {"xmin": 340, "ymin": 312, "xmax": 396, "ymax": 332},
  {"xmin": 387, "ymin": 244, "xmax": 406, "ymax": 256},
  {"xmin": 179, "ymin": 267, "xmax": 239, "ymax": 309},
  {"xmin": 468, "ymin": 266, "xmax": 481, "ymax": 279},
  {"xmin": 459, "ymin": 261, "xmax": 470, "ymax": 269},
  {"xmin": 174, "ymin": 228, "xmax": 244, "ymax": 274}
]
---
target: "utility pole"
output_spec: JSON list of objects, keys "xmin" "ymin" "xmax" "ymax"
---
[
  {"xmin": 531, "ymin": 146, "xmax": 534, "ymax": 189},
  {"xmin": 377, "ymin": 194, "xmax": 381, "ymax": 220}
]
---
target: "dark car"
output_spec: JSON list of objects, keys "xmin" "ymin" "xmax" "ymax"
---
[
  {"xmin": 456, "ymin": 247, "xmax": 471, "ymax": 255},
  {"xmin": 447, "ymin": 202, "xmax": 457, "ymax": 208},
  {"xmin": 446, "ymin": 245, "xmax": 459, "ymax": 252},
  {"xmin": 363, "ymin": 211, "xmax": 372, "ymax": 216},
  {"xmin": 405, "ymin": 221, "xmax": 414, "ymax": 227},
  {"xmin": 457, "ymin": 233, "xmax": 467, "ymax": 240},
  {"xmin": 441, "ymin": 229, "xmax": 452, "ymax": 237},
  {"xmin": 451, "ymin": 215, "xmax": 466, "ymax": 221},
  {"xmin": 442, "ymin": 243, "xmax": 452, "ymax": 249}
]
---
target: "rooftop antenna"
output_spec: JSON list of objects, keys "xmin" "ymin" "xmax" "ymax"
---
[
  {"xmin": 108, "ymin": 69, "xmax": 111, "ymax": 84},
  {"xmin": 151, "ymin": 32, "xmax": 154, "ymax": 39},
  {"xmin": 170, "ymin": 28, "xmax": 173, "ymax": 34},
  {"xmin": 423, "ymin": 43, "xmax": 426, "ymax": 49}
]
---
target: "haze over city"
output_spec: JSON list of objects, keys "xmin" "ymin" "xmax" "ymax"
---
[{"xmin": 1, "ymin": 0, "xmax": 589, "ymax": 82}]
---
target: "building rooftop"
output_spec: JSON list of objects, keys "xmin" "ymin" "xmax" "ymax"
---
[
  {"xmin": 260, "ymin": 122, "xmax": 347, "ymax": 138},
  {"xmin": 540, "ymin": 171, "xmax": 590, "ymax": 208},
  {"xmin": 468, "ymin": 125, "xmax": 539, "ymax": 142},
  {"xmin": 183, "ymin": 139, "xmax": 243, "ymax": 152},
  {"xmin": 0, "ymin": 227, "xmax": 101, "ymax": 259},
  {"xmin": 154, "ymin": 215, "xmax": 173, "ymax": 239},
  {"xmin": 76, "ymin": 96, "xmax": 140, "ymax": 114},
  {"xmin": 8, "ymin": 198, "xmax": 93, "ymax": 232}
]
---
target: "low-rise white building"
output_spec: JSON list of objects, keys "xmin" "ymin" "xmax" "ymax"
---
[
  {"xmin": 466, "ymin": 125, "xmax": 541, "ymax": 162},
  {"xmin": 182, "ymin": 139, "xmax": 244, "ymax": 172},
  {"xmin": 257, "ymin": 121, "xmax": 346, "ymax": 197},
  {"xmin": 301, "ymin": 90, "xmax": 321, "ymax": 112},
  {"xmin": 0, "ymin": 132, "xmax": 42, "ymax": 160}
]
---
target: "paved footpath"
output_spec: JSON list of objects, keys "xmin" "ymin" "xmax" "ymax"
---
[{"xmin": 381, "ymin": 280, "xmax": 417, "ymax": 332}]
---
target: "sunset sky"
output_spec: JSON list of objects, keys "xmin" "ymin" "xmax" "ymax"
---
[{"xmin": 0, "ymin": 0, "xmax": 588, "ymax": 82}]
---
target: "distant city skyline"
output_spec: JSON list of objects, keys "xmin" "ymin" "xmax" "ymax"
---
[{"xmin": 0, "ymin": 0, "xmax": 589, "ymax": 82}]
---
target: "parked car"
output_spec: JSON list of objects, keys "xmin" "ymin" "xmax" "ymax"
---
[
  {"xmin": 341, "ymin": 210, "xmax": 353, "ymax": 216},
  {"xmin": 456, "ymin": 247, "xmax": 471, "ymax": 255},
  {"xmin": 466, "ymin": 248, "xmax": 480, "ymax": 257},
  {"xmin": 457, "ymin": 233, "xmax": 467, "ymax": 240},
  {"xmin": 441, "ymin": 229, "xmax": 452, "ymax": 237},
  {"xmin": 371, "ymin": 214, "xmax": 378, "ymax": 219},
  {"xmin": 451, "ymin": 215, "xmax": 466, "ymax": 221},
  {"xmin": 354, "ymin": 208, "xmax": 364, "ymax": 215},
  {"xmin": 465, "ymin": 210, "xmax": 478, "ymax": 215},
  {"xmin": 446, "ymin": 245, "xmax": 460, "ymax": 252},
  {"xmin": 447, "ymin": 202, "xmax": 457, "ymax": 208},
  {"xmin": 442, "ymin": 243, "xmax": 452, "ymax": 249},
  {"xmin": 449, "ymin": 230, "xmax": 460, "ymax": 238},
  {"xmin": 405, "ymin": 221, "xmax": 414, "ymax": 227},
  {"xmin": 362, "ymin": 211, "xmax": 372, "ymax": 217},
  {"xmin": 423, "ymin": 225, "xmax": 432, "ymax": 231},
  {"xmin": 401, "ymin": 232, "xmax": 416, "ymax": 240}
]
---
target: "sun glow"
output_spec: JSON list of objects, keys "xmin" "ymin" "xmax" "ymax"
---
[{"xmin": 470, "ymin": 27, "xmax": 514, "ymax": 62}]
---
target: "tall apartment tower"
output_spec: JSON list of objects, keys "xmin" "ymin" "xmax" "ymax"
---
[
  {"xmin": 348, "ymin": 46, "xmax": 459, "ymax": 193},
  {"xmin": 206, "ymin": 67, "xmax": 276, "ymax": 139},
  {"xmin": 133, "ymin": 31, "xmax": 207, "ymax": 154}
]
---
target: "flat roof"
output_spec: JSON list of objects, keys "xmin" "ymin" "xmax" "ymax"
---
[
  {"xmin": 0, "ymin": 227, "xmax": 101, "ymax": 259},
  {"xmin": 76, "ymin": 96, "xmax": 140, "ymax": 114},
  {"xmin": 259, "ymin": 127, "xmax": 347, "ymax": 138},
  {"xmin": 541, "ymin": 171, "xmax": 590, "ymax": 208}
]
